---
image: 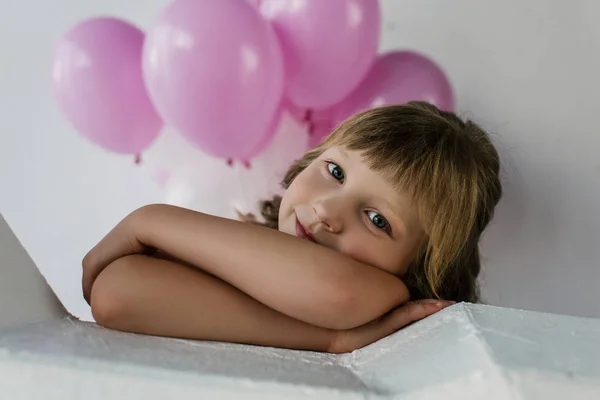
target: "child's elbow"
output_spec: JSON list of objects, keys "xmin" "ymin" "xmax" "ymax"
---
[
  {"xmin": 322, "ymin": 287, "xmax": 371, "ymax": 330},
  {"xmin": 89, "ymin": 259, "xmax": 134, "ymax": 329},
  {"xmin": 91, "ymin": 293, "xmax": 122, "ymax": 329},
  {"xmin": 324, "ymin": 278, "xmax": 408, "ymax": 330}
]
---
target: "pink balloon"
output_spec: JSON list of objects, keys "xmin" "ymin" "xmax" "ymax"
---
[
  {"xmin": 332, "ymin": 51, "xmax": 455, "ymax": 124},
  {"xmin": 240, "ymin": 99, "xmax": 284, "ymax": 162},
  {"xmin": 308, "ymin": 122, "xmax": 333, "ymax": 149},
  {"xmin": 282, "ymin": 97, "xmax": 309, "ymax": 124},
  {"xmin": 242, "ymin": 95, "xmax": 311, "ymax": 161},
  {"xmin": 310, "ymin": 107, "xmax": 336, "ymax": 129},
  {"xmin": 142, "ymin": 0, "xmax": 284, "ymax": 159},
  {"xmin": 307, "ymin": 107, "xmax": 335, "ymax": 148},
  {"xmin": 51, "ymin": 18, "xmax": 163, "ymax": 154},
  {"xmin": 260, "ymin": 0, "xmax": 381, "ymax": 109}
]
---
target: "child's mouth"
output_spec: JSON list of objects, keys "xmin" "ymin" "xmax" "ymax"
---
[{"xmin": 295, "ymin": 218, "xmax": 316, "ymax": 243}]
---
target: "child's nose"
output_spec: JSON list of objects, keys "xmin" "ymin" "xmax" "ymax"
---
[{"xmin": 312, "ymin": 199, "xmax": 343, "ymax": 233}]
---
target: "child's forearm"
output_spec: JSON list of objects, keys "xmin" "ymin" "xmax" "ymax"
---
[
  {"xmin": 132, "ymin": 204, "xmax": 409, "ymax": 330},
  {"xmin": 91, "ymin": 254, "xmax": 335, "ymax": 352}
]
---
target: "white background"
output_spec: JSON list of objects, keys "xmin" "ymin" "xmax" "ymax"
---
[{"xmin": 1, "ymin": 0, "xmax": 598, "ymax": 321}]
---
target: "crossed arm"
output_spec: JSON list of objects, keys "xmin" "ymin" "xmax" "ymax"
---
[{"xmin": 83, "ymin": 204, "xmax": 450, "ymax": 353}]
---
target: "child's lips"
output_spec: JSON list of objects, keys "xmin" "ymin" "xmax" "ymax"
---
[{"xmin": 295, "ymin": 218, "xmax": 317, "ymax": 243}]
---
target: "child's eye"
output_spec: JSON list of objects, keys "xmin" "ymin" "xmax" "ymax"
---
[
  {"xmin": 327, "ymin": 162, "xmax": 345, "ymax": 182},
  {"xmin": 367, "ymin": 211, "xmax": 391, "ymax": 233}
]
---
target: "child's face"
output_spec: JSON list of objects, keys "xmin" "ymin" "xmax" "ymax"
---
[{"xmin": 279, "ymin": 146, "xmax": 425, "ymax": 276}]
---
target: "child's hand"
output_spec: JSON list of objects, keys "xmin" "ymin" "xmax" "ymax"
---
[
  {"xmin": 328, "ymin": 299, "xmax": 455, "ymax": 354},
  {"xmin": 82, "ymin": 209, "xmax": 149, "ymax": 305}
]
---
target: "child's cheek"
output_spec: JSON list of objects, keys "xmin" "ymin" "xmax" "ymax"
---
[
  {"xmin": 338, "ymin": 234, "xmax": 373, "ymax": 262},
  {"xmin": 293, "ymin": 167, "xmax": 324, "ymax": 200}
]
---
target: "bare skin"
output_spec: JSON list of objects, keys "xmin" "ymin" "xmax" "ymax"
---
[
  {"xmin": 83, "ymin": 205, "xmax": 412, "ymax": 330},
  {"xmin": 83, "ymin": 205, "xmax": 453, "ymax": 353},
  {"xmin": 91, "ymin": 253, "xmax": 453, "ymax": 353}
]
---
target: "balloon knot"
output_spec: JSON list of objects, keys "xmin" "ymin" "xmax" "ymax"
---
[
  {"xmin": 226, "ymin": 158, "xmax": 234, "ymax": 167},
  {"xmin": 134, "ymin": 153, "xmax": 142, "ymax": 165},
  {"xmin": 243, "ymin": 160, "xmax": 251, "ymax": 169},
  {"xmin": 303, "ymin": 108, "xmax": 313, "ymax": 123}
]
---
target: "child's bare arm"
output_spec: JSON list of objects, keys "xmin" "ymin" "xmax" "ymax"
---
[
  {"xmin": 90, "ymin": 254, "xmax": 451, "ymax": 353},
  {"xmin": 91, "ymin": 254, "xmax": 335, "ymax": 351},
  {"xmin": 83, "ymin": 204, "xmax": 409, "ymax": 330}
]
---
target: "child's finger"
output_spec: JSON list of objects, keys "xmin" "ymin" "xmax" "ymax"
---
[
  {"xmin": 383, "ymin": 301, "xmax": 453, "ymax": 333},
  {"xmin": 395, "ymin": 302, "xmax": 441, "ymax": 324},
  {"xmin": 335, "ymin": 301, "xmax": 454, "ymax": 352}
]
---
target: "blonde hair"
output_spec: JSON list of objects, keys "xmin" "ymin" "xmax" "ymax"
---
[{"xmin": 246, "ymin": 102, "xmax": 502, "ymax": 302}]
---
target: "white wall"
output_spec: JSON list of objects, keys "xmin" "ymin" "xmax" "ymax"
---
[
  {"xmin": 0, "ymin": 0, "xmax": 598, "ymax": 321},
  {"xmin": 379, "ymin": 0, "xmax": 600, "ymax": 317}
]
